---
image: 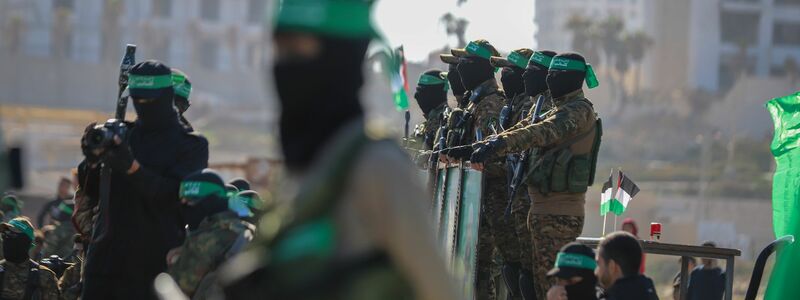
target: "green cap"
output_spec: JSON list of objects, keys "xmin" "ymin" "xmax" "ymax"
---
[
  {"xmin": 555, "ymin": 252, "xmax": 597, "ymax": 270},
  {"xmin": 6, "ymin": 218, "xmax": 35, "ymax": 244},
  {"xmin": 439, "ymin": 54, "xmax": 459, "ymax": 65},
  {"xmin": 490, "ymin": 48, "xmax": 534, "ymax": 69},
  {"xmin": 549, "ymin": 56, "xmax": 600, "ymax": 89},
  {"xmin": 274, "ymin": 0, "xmax": 377, "ymax": 39},
  {"xmin": 451, "ymin": 39, "xmax": 500, "ymax": 60}
]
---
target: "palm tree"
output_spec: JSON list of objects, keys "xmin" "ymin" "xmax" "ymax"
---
[
  {"xmin": 440, "ymin": 13, "xmax": 469, "ymax": 48},
  {"xmin": 565, "ymin": 14, "xmax": 593, "ymax": 55},
  {"xmin": 597, "ymin": 16, "xmax": 625, "ymax": 69},
  {"xmin": 623, "ymin": 31, "xmax": 654, "ymax": 99}
]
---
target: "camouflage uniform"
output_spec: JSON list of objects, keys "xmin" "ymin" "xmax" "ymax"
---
[
  {"xmin": 493, "ymin": 89, "xmax": 597, "ymax": 300},
  {"xmin": 0, "ymin": 259, "xmax": 60, "ymax": 300},
  {"xmin": 58, "ymin": 259, "xmax": 82, "ymax": 300},
  {"xmin": 411, "ymin": 103, "xmax": 449, "ymax": 165},
  {"xmin": 42, "ymin": 221, "xmax": 76, "ymax": 259},
  {"xmin": 447, "ymin": 79, "xmax": 516, "ymax": 300},
  {"xmin": 168, "ymin": 210, "xmax": 254, "ymax": 297}
]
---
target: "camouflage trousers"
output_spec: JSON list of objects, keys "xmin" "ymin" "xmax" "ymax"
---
[
  {"xmin": 528, "ymin": 214, "xmax": 584, "ymax": 300},
  {"xmin": 482, "ymin": 174, "xmax": 523, "ymax": 263},
  {"xmin": 512, "ymin": 186, "xmax": 533, "ymax": 269},
  {"xmin": 476, "ymin": 213, "xmax": 496, "ymax": 300}
]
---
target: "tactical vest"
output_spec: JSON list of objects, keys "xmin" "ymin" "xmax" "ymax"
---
[
  {"xmin": 0, "ymin": 261, "xmax": 42, "ymax": 300},
  {"xmin": 525, "ymin": 101, "xmax": 602, "ymax": 194},
  {"xmin": 229, "ymin": 124, "xmax": 412, "ymax": 299}
]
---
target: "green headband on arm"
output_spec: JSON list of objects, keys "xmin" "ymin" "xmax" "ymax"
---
[
  {"xmin": 128, "ymin": 74, "xmax": 174, "ymax": 89},
  {"xmin": 530, "ymin": 51, "xmax": 554, "ymax": 68},
  {"xmin": 555, "ymin": 252, "xmax": 598, "ymax": 270},
  {"xmin": 507, "ymin": 52, "xmax": 529, "ymax": 69},
  {"xmin": 8, "ymin": 219, "xmax": 34, "ymax": 243},
  {"xmin": 179, "ymin": 181, "xmax": 227, "ymax": 200},
  {"xmin": 466, "ymin": 41, "xmax": 494, "ymax": 60},
  {"xmin": 549, "ymin": 57, "xmax": 599, "ymax": 89}
]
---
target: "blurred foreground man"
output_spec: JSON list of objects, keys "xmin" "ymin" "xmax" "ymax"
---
[
  {"xmin": 546, "ymin": 242, "xmax": 599, "ymax": 300},
  {"xmin": 220, "ymin": 0, "xmax": 458, "ymax": 299},
  {"xmin": 465, "ymin": 52, "xmax": 603, "ymax": 300},
  {"xmin": 0, "ymin": 217, "xmax": 60, "ymax": 300},
  {"xmin": 78, "ymin": 60, "xmax": 209, "ymax": 299}
]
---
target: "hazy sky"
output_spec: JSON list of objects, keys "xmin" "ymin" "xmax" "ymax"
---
[{"xmin": 374, "ymin": 0, "xmax": 538, "ymax": 62}]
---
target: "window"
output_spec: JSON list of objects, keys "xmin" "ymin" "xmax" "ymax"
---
[
  {"xmin": 718, "ymin": 55, "xmax": 756, "ymax": 90},
  {"xmin": 247, "ymin": 0, "xmax": 265, "ymax": 24},
  {"xmin": 201, "ymin": 0, "xmax": 220, "ymax": 21},
  {"xmin": 720, "ymin": 11, "xmax": 760, "ymax": 45},
  {"xmin": 152, "ymin": 0, "xmax": 172, "ymax": 18},
  {"xmin": 774, "ymin": 22, "xmax": 800, "ymax": 46}
]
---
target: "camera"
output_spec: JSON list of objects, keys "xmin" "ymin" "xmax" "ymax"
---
[
  {"xmin": 85, "ymin": 119, "xmax": 129, "ymax": 151},
  {"xmin": 40, "ymin": 254, "xmax": 70, "ymax": 278}
]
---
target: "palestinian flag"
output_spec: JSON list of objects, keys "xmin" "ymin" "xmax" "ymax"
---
[
  {"xmin": 387, "ymin": 46, "xmax": 410, "ymax": 111},
  {"xmin": 600, "ymin": 172, "xmax": 621, "ymax": 216},
  {"xmin": 613, "ymin": 171, "xmax": 640, "ymax": 215}
]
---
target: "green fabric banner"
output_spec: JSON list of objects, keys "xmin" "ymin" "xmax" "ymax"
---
[{"xmin": 765, "ymin": 91, "xmax": 800, "ymax": 300}]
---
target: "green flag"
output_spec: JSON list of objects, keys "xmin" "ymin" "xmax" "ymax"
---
[
  {"xmin": 381, "ymin": 45, "xmax": 409, "ymax": 111},
  {"xmin": 765, "ymin": 91, "xmax": 800, "ymax": 300}
]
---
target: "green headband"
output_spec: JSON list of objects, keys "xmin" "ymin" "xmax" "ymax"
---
[
  {"xmin": 128, "ymin": 74, "xmax": 173, "ymax": 90},
  {"xmin": 507, "ymin": 52, "xmax": 530, "ymax": 69},
  {"xmin": 8, "ymin": 219, "xmax": 34, "ymax": 243},
  {"xmin": 555, "ymin": 252, "xmax": 597, "ymax": 270},
  {"xmin": 466, "ymin": 41, "xmax": 494, "ymax": 60},
  {"xmin": 530, "ymin": 51, "xmax": 554, "ymax": 68},
  {"xmin": 179, "ymin": 181, "xmax": 227, "ymax": 201},
  {"xmin": 549, "ymin": 57, "xmax": 599, "ymax": 89},
  {"xmin": 1, "ymin": 196, "xmax": 17, "ymax": 207},
  {"xmin": 275, "ymin": 0, "xmax": 376, "ymax": 38},
  {"xmin": 171, "ymin": 73, "xmax": 192, "ymax": 99}
]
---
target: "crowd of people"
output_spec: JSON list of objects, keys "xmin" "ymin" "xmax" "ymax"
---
[{"xmin": 0, "ymin": 0, "xmax": 733, "ymax": 299}]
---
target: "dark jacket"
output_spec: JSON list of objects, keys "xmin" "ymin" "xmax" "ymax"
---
[
  {"xmin": 36, "ymin": 197, "xmax": 71, "ymax": 228},
  {"xmin": 687, "ymin": 266, "xmax": 725, "ymax": 300},
  {"xmin": 601, "ymin": 274, "xmax": 659, "ymax": 300},
  {"xmin": 80, "ymin": 120, "xmax": 208, "ymax": 299}
]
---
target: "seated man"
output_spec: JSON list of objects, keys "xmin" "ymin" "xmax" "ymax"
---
[
  {"xmin": 596, "ymin": 232, "xmax": 659, "ymax": 300},
  {"xmin": 547, "ymin": 242, "xmax": 600, "ymax": 300}
]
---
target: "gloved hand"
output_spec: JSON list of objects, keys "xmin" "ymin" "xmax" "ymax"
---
[
  {"xmin": 470, "ymin": 137, "xmax": 506, "ymax": 164},
  {"xmin": 446, "ymin": 145, "xmax": 474, "ymax": 160},
  {"xmin": 80, "ymin": 122, "xmax": 101, "ymax": 164},
  {"xmin": 105, "ymin": 136, "xmax": 136, "ymax": 174}
]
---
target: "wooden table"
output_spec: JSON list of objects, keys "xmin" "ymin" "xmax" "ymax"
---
[{"xmin": 577, "ymin": 237, "xmax": 741, "ymax": 300}]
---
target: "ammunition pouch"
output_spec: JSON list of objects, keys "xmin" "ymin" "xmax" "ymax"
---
[{"xmin": 525, "ymin": 119, "xmax": 602, "ymax": 194}]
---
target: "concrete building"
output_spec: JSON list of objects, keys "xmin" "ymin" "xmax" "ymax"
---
[{"xmin": 0, "ymin": 0, "xmax": 270, "ymax": 110}]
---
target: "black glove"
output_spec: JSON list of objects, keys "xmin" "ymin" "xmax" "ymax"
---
[
  {"xmin": 447, "ymin": 145, "xmax": 474, "ymax": 160},
  {"xmin": 470, "ymin": 137, "xmax": 506, "ymax": 164},
  {"xmin": 105, "ymin": 137, "xmax": 135, "ymax": 173},
  {"xmin": 80, "ymin": 122, "xmax": 101, "ymax": 164}
]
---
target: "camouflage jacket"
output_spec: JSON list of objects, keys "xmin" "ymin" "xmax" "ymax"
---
[
  {"xmin": 168, "ymin": 211, "xmax": 254, "ymax": 297},
  {"xmin": 410, "ymin": 103, "xmax": 449, "ymax": 151},
  {"xmin": 496, "ymin": 89, "xmax": 596, "ymax": 155},
  {"xmin": 504, "ymin": 91, "xmax": 553, "ymax": 132},
  {"xmin": 0, "ymin": 259, "xmax": 60, "ymax": 300},
  {"xmin": 445, "ymin": 79, "xmax": 505, "ymax": 149}
]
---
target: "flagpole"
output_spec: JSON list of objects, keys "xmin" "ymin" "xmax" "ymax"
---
[
  {"xmin": 602, "ymin": 214, "xmax": 607, "ymax": 236},
  {"xmin": 602, "ymin": 168, "xmax": 614, "ymax": 236},
  {"xmin": 615, "ymin": 166, "xmax": 621, "ymax": 230}
]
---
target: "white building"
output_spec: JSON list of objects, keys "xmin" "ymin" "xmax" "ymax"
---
[{"xmin": 0, "ymin": 0, "xmax": 270, "ymax": 109}]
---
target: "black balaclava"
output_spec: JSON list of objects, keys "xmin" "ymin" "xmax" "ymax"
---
[
  {"xmin": 547, "ymin": 52, "xmax": 587, "ymax": 99},
  {"xmin": 447, "ymin": 63, "xmax": 466, "ymax": 98},
  {"xmin": 180, "ymin": 169, "xmax": 229, "ymax": 231},
  {"xmin": 3, "ymin": 230, "xmax": 31, "ymax": 263},
  {"xmin": 273, "ymin": 36, "xmax": 368, "ymax": 172},
  {"xmin": 414, "ymin": 70, "xmax": 448, "ymax": 116},
  {"xmin": 524, "ymin": 50, "xmax": 557, "ymax": 97},
  {"xmin": 228, "ymin": 178, "xmax": 251, "ymax": 192},
  {"xmin": 128, "ymin": 60, "xmax": 180, "ymax": 131},
  {"xmin": 500, "ymin": 66, "xmax": 525, "ymax": 98},
  {"xmin": 565, "ymin": 269, "xmax": 599, "ymax": 299},
  {"xmin": 457, "ymin": 56, "xmax": 494, "ymax": 91}
]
